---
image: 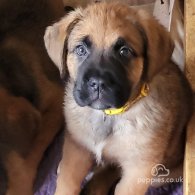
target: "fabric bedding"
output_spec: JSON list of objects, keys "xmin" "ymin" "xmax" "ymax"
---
[{"xmin": 34, "ymin": 131, "xmax": 183, "ymax": 195}]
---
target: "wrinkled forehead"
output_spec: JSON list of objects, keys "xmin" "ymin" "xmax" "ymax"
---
[{"xmin": 69, "ymin": 4, "xmax": 144, "ymax": 54}]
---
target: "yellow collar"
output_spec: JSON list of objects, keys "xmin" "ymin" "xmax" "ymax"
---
[{"xmin": 104, "ymin": 83, "xmax": 149, "ymax": 115}]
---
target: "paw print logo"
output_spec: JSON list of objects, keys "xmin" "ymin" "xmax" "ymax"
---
[{"xmin": 151, "ymin": 164, "xmax": 170, "ymax": 177}]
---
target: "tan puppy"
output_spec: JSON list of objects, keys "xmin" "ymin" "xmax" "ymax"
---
[
  {"xmin": 0, "ymin": 0, "xmax": 65, "ymax": 194},
  {"xmin": 44, "ymin": 2, "xmax": 192, "ymax": 195}
]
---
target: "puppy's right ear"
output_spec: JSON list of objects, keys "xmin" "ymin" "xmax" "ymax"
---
[{"xmin": 44, "ymin": 9, "xmax": 82, "ymax": 76}]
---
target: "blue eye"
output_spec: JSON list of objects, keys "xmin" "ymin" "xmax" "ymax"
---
[
  {"xmin": 119, "ymin": 46, "xmax": 133, "ymax": 57},
  {"xmin": 75, "ymin": 45, "xmax": 87, "ymax": 56}
]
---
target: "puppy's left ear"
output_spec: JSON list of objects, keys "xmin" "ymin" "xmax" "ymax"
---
[
  {"xmin": 138, "ymin": 11, "xmax": 174, "ymax": 80},
  {"xmin": 44, "ymin": 9, "xmax": 83, "ymax": 76}
]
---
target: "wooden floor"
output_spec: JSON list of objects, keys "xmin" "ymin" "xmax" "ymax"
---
[{"xmin": 184, "ymin": 0, "xmax": 195, "ymax": 194}]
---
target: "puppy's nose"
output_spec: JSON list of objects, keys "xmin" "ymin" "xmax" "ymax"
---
[{"xmin": 88, "ymin": 77, "xmax": 104, "ymax": 91}]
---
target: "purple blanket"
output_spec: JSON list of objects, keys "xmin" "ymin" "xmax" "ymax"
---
[{"xmin": 34, "ymin": 131, "xmax": 183, "ymax": 195}]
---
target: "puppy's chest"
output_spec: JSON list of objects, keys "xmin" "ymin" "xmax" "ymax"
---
[{"xmin": 68, "ymin": 105, "xmax": 161, "ymax": 164}]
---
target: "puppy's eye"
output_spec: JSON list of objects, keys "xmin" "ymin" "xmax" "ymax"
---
[
  {"xmin": 75, "ymin": 45, "xmax": 87, "ymax": 56},
  {"xmin": 119, "ymin": 46, "xmax": 133, "ymax": 57}
]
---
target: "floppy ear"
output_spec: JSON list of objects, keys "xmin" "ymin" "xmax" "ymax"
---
[
  {"xmin": 137, "ymin": 10, "xmax": 174, "ymax": 80},
  {"xmin": 44, "ymin": 9, "xmax": 82, "ymax": 76}
]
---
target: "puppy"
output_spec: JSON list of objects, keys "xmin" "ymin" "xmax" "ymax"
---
[
  {"xmin": 0, "ymin": 0, "xmax": 65, "ymax": 194},
  {"xmin": 44, "ymin": 2, "xmax": 193, "ymax": 195}
]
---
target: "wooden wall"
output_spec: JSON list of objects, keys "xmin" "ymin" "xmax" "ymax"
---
[{"xmin": 184, "ymin": 0, "xmax": 195, "ymax": 194}]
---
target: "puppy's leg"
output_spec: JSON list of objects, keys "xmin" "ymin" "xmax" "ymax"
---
[
  {"xmin": 81, "ymin": 165, "xmax": 120, "ymax": 195},
  {"xmin": 0, "ymin": 86, "xmax": 63, "ymax": 194},
  {"xmin": 5, "ymin": 152, "xmax": 35, "ymax": 195},
  {"xmin": 0, "ymin": 89, "xmax": 41, "ymax": 195},
  {"xmin": 55, "ymin": 135, "xmax": 93, "ymax": 195},
  {"xmin": 115, "ymin": 163, "xmax": 153, "ymax": 195},
  {"xmin": 26, "ymin": 85, "xmax": 64, "ymax": 167}
]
